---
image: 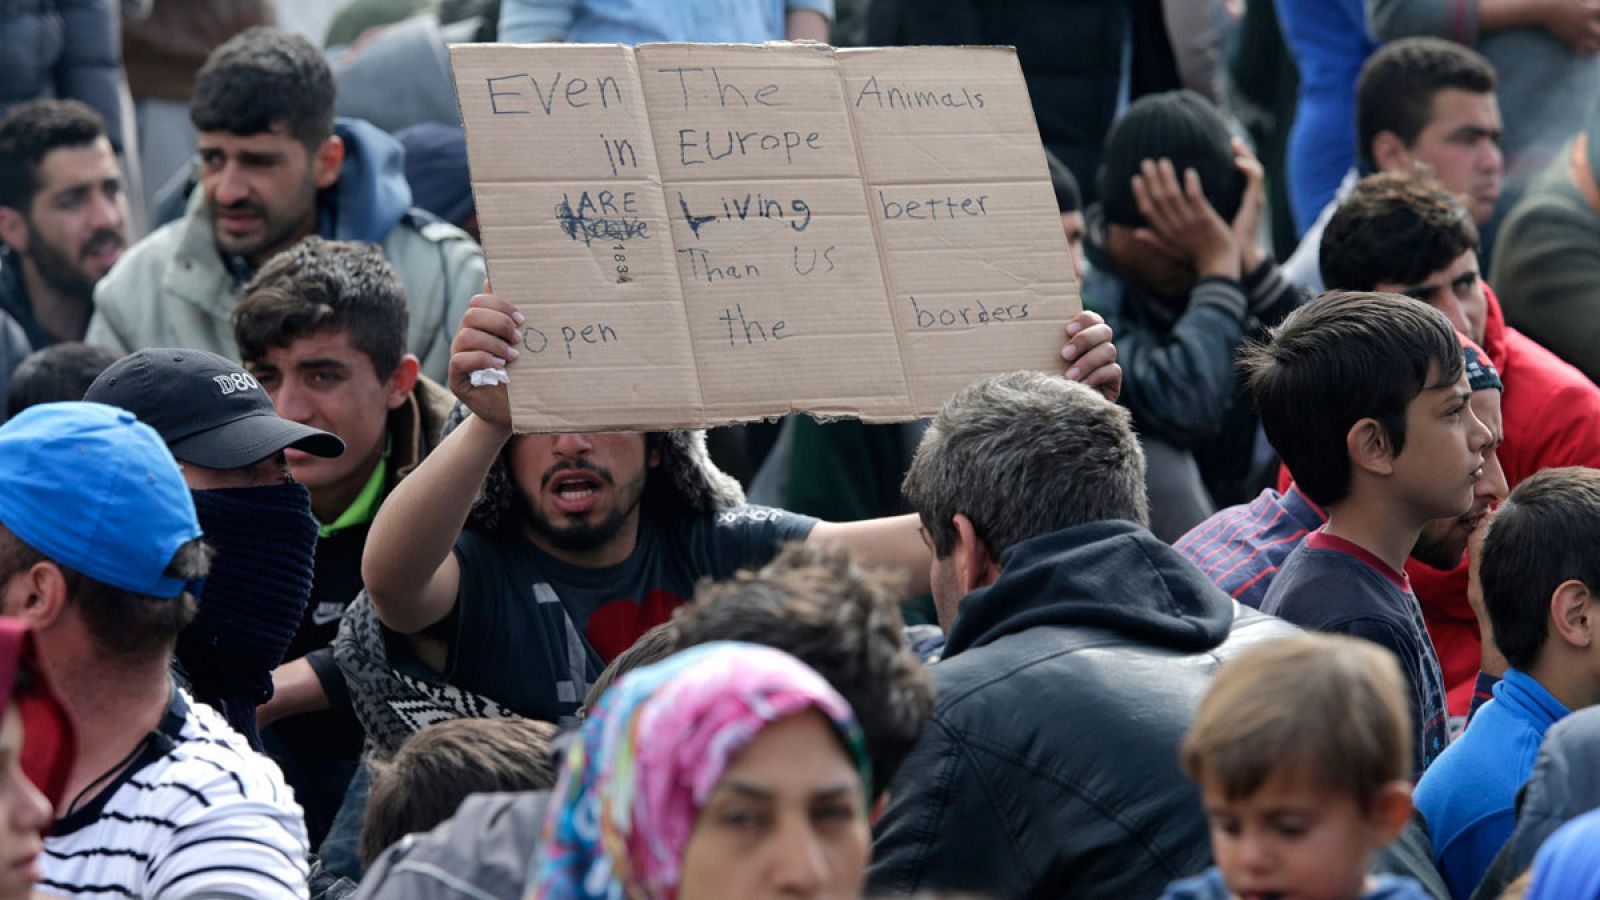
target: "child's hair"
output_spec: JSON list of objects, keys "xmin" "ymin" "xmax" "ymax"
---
[
  {"xmin": 359, "ymin": 717, "xmax": 558, "ymax": 867},
  {"xmin": 1181, "ymin": 634, "xmax": 1412, "ymax": 806},
  {"xmin": 1481, "ymin": 466, "xmax": 1600, "ymax": 672},
  {"xmin": 1240, "ymin": 290, "xmax": 1463, "ymax": 507}
]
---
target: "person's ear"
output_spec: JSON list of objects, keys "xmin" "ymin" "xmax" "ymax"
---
[
  {"xmin": 1347, "ymin": 418, "xmax": 1396, "ymax": 478},
  {"xmin": 1549, "ymin": 579, "xmax": 1595, "ymax": 651},
  {"xmin": 384, "ymin": 355, "xmax": 420, "ymax": 410},
  {"xmin": 9, "ymin": 562, "xmax": 69, "ymax": 632},
  {"xmin": 312, "ymin": 135, "xmax": 345, "ymax": 190},
  {"xmin": 0, "ymin": 206, "xmax": 29, "ymax": 254},
  {"xmin": 951, "ymin": 513, "xmax": 998, "ymax": 593},
  {"xmin": 1368, "ymin": 781, "xmax": 1414, "ymax": 846},
  {"xmin": 1370, "ymin": 131, "xmax": 1412, "ymax": 173}
]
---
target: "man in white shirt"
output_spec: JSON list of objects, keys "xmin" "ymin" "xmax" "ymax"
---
[{"xmin": 0, "ymin": 402, "xmax": 309, "ymax": 898}]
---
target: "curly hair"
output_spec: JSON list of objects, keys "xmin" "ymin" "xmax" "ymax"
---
[{"xmin": 673, "ymin": 542, "xmax": 935, "ymax": 799}]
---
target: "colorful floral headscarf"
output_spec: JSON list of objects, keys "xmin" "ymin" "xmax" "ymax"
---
[{"xmin": 526, "ymin": 641, "xmax": 871, "ymax": 900}]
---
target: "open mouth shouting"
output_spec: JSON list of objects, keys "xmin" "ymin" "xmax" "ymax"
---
[{"xmin": 543, "ymin": 464, "xmax": 613, "ymax": 515}]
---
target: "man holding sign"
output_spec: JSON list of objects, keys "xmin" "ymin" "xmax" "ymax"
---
[{"xmin": 343, "ymin": 288, "xmax": 1118, "ymax": 746}]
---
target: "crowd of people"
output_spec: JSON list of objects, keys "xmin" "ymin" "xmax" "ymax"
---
[{"xmin": 6, "ymin": 1, "xmax": 1600, "ymax": 899}]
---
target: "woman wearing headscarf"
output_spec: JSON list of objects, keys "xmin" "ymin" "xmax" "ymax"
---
[
  {"xmin": 0, "ymin": 619, "xmax": 74, "ymax": 899},
  {"xmin": 528, "ymin": 641, "xmax": 872, "ymax": 900}
]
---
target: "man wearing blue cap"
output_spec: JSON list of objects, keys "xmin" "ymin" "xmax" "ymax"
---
[{"xmin": 0, "ymin": 402, "xmax": 309, "ymax": 898}]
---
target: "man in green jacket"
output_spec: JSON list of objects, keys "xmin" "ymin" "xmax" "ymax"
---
[{"xmin": 86, "ymin": 27, "xmax": 483, "ymax": 382}]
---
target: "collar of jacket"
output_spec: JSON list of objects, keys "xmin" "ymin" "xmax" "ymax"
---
[
  {"xmin": 388, "ymin": 373, "xmax": 454, "ymax": 488},
  {"xmin": 942, "ymin": 519, "xmax": 1237, "ymax": 659},
  {"xmin": 1480, "ymin": 282, "xmax": 1511, "ymax": 375}
]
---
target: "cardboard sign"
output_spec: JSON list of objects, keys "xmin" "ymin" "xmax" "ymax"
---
[{"xmin": 450, "ymin": 41, "xmax": 1079, "ymax": 432}]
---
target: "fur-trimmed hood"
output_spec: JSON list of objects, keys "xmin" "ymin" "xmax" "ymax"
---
[{"xmin": 440, "ymin": 404, "xmax": 746, "ymax": 533}]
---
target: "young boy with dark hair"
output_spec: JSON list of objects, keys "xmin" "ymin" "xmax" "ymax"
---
[
  {"xmin": 1414, "ymin": 467, "xmax": 1600, "ymax": 899},
  {"xmin": 1244, "ymin": 291, "xmax": 1493, "ymax": 774},
  {"xmin": 1318, "ymin": 172, "xmax": 1600, "ymax": 719},
  {"xmin": 1163, "ymin": 634, "xmax": 1427, "ymax": 900}
]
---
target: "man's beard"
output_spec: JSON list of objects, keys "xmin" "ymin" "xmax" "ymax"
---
[
  {"xmin": 26, "ymin": 221, "xmax": 116, "ymax": 304},
  {"xmin": 1410, "ymin": 521, "xmax": 1465, "ymax": 571},
  {"xmin": 515, "ymin": 460, "xmax": 648, "ymax": 552}
]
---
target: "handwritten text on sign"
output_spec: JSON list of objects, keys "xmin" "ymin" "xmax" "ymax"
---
[{"xmin": 450, "ymin": 41, "xmax": 1079, "ymax": 433}]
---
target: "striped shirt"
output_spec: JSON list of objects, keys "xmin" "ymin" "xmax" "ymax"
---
[
  {"xmin": 1174, "ymin": 486, "xmax": 1325, "ymax": 608},
  {"xmin": 42, "ymin": 687, "xmax": 310, "ymax": 898}
]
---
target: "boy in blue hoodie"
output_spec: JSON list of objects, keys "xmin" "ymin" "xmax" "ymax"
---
[
  {"xmin": 1246, "ymin": 291, "xmax": 1493, "ymax": 776},
  {"xmin": 1414, "ymin": 466, "xmax": 1600, "ymax": 899}
]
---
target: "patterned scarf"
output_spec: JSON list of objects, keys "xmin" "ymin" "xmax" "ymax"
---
[{"xmin": 527, "ymin": 642, "xmax": 870, "ymax": 900}]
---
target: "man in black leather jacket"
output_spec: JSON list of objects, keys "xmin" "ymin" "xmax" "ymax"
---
[{"xmin": 869, "ymin": 371, "xmax": 1300, "ymax": 900}]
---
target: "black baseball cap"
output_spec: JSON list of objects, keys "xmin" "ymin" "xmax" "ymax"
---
[{"xmin": 84, "ymin": 348, "xmax": 345, "ymax": 469}]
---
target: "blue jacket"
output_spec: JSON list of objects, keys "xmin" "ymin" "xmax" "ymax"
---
[{"xmin": 1415, "ymin": 669, "xmax": 1569, "ymax": 899}]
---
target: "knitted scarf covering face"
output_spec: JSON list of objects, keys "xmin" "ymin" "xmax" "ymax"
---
[{"xmin": 179, "ymin": 482, "xmax": 318, "ymax": 703}]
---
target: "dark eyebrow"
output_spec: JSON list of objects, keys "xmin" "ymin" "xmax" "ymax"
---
[
  {"xmin": 1447, "ymin": 125, "xmax": 1501, "ymax": 143},
  {"xmin": 239, "ymin": 150, "xmax": 283, "ymax": 166},
  {"xmin": 296, "ymin": 357, "xmax": 351, "ymax": 372}
]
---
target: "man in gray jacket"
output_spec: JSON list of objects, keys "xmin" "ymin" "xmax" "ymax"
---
[{"xmin": 86, "ymin": 27, "xmax": 484, "ymax": 381}]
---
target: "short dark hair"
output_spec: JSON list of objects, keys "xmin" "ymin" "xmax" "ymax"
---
[
  {"xmin": 678, "ymin": 543, "xmax": 935, "ymax": 798},
  {"xmin": 190, "ymin": 27, "xmax": 335, "ymax": 149},
  {"xmin": 5, "ymin": 343, "xmax": 121, "ymax": 419},
  {"xmin": 904, "ymin": 372, "xmax": 1148, "ymax": 558},
  {"xmin": 1480, "ymin": 467, "xmax": 1600, "ymax": 672},
  {"xmin": 359, "ymin": 717, "xmax": 558, "ymax": 868},
  {"xmin": 1320, "ymin": 172, "xmax": 1480, "ymax": 292},
  {"xmin": 1241, "ymin": 291, "xmax": 1463, "ymax": 507},
  {"xmin": 235, "ymin": 237, "xmax": 410, "ymax": 379},
  {"xmin": 1357, "ymin": 38, "xmax": 1496, "ymax": 166},
  {"xmin": 0, "ymin": 525, "xmax": 208, "ymax": 666},
  {"xmin": 0, "ymin": 99, "xmax": 108, "ymax": 211}
]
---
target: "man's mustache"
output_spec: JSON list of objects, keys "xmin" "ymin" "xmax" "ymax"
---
[{"xmin": 541, "ymin": 459, "xmax": 616, "ymax": 489}]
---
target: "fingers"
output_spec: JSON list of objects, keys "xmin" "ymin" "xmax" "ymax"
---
[
  {"xmin": 454, "ymin": 308, "xmax": 524, "ymax": 365},
  {"xmin": 1061, "ymin": 322, "xmax": 1115, "ymax": 367},
  {"xmin": 1065, "ymin": 339, "xmax": 1118, "ymax": 382},
  {"xmin": 1082, "ymin": 361, "xmax": 1123, "ymax": 404},
  {"xmin": 1065, "ymin": 309, "xmax": 1105, "ymax": 335}
]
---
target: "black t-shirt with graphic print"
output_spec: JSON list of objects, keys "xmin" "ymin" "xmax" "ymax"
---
[{"xmin": 449, "ymin": 505, "xmax": 817, "ymax": 723}]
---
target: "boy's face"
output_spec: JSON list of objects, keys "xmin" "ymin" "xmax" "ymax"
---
[
  {"xmin": 246, "ymin": 328, "xmax": 412, "ymax": 499},
  {"xmin": 1390, "ymin": 362, "xmax": 1490, "ymax": 525},
  {"xmin": 1411, "ymin": 386, "xmax": 1505, "ymax": 570},
  {"xmin": 1203, "ymin": 769, "xmax": 1409, "ymax": 900}
]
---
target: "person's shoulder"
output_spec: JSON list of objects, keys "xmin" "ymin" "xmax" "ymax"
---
[
  {"xmin": 158, "ymin": 698, "xmax": 300, "ymax": 812},
  {"xmin": 1367, "ymin": 872, "xmax": 1435, "ymax": 900},
  {"xmin": 386, "ymin": 212, "xmax": 482, "ymax": 253},
  {"xmin": 95, "ymin": 218, "xmax": 188, "ymax": 295},
  {"xmin": 1159, "ymin": 866, "xmax": 1231, "ymax": 900},
  {"xmin": 1504, "ymin": 328, "xmax": 1600, "ymax": 409}
]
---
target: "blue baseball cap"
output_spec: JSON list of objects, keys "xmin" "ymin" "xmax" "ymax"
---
[{"xmin": 0, "ymin": 402, "xmax": 202, "ymax": 598}]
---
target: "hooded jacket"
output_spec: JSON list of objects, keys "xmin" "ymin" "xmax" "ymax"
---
[
  {"xmin": 869, "ymin": 520, "xmax": 1299, "ymax": 900},
  {"xmin": 85, "ymin": 119, "xmax": 485, "ymax": 381}
]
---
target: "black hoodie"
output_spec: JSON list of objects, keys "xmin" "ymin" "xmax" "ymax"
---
[{"xmin": 870, "ymin": 519, "xmax": 1298, "ymax": 900}]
